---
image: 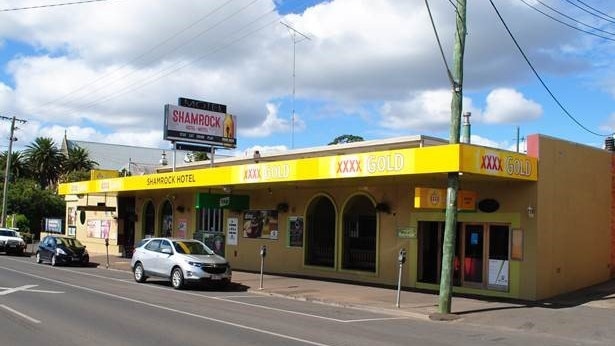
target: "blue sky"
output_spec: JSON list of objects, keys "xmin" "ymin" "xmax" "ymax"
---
[{"xmin": 0, "ymin": 0, "xmax": 614, "ymax": 160}]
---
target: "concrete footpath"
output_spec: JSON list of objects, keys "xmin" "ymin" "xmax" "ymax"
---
[{"xmin": 89, "ymin": 253, "xmax": 615, "ymax": 344}]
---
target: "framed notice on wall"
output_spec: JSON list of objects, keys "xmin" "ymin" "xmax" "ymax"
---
[{"xmin": 511, "ymin": 229, "xmax": 523, "ymax": 260}]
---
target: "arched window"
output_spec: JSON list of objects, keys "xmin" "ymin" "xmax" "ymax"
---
[
  {"xmin": 143, "ymin": 201, "xmax": 155, "ymax": 238},
  {"xmin": 305, "ymin": 195, "xmax": 336, "ymax": 268},
  {"xmin": 342, "ymin": 195, "xmax": 377, "ymax": 272},
  {"xmin": 160, "ymin": 200, "xmax": 173, "ymax": 237}
]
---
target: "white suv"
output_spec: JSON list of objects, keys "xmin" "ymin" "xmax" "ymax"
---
[
  {"xmin": 0, "ymin": 228, "xmax": 26, "ymax": 255},
  {"xmin": 131, "ymin": 238, "xmax": 231, "ymax": 290}
]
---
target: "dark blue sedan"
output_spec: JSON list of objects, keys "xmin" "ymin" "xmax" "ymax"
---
[{"xmin": 36, "ymin": 235, "xmax": 89, "ymax": 266}]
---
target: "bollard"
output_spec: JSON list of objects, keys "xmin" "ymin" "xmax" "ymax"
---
[
  {"xmin": 259, "ymin": 245, "xmax": 267, "ymax": 290},
  {"xmin": 396, "ymin": 248, "xmax": 407, "ymax": 308}
]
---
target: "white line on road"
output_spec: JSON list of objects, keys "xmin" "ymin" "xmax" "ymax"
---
[
  {"xmin": 0, "ymin": 284, "xmax": 38, "ymax": 295},
  {"xmin": 0, "ymin": 265, "xmax": 333, "ymax": 346},
  {"xmin": 0, "ymin": 304, "xmax": 41, "ymax": 324},
  {"xmin": 5, "ymin": 258, "xmax": 406, "ymax": 323}
]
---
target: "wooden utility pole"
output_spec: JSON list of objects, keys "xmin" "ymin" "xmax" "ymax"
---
[
  {"xmin": 1, "ymin": 115, "xmax": 27, "ymax": 227},
  {"xmin": 438, "ymin": 0, "xmax": 467, "ymax": 315}
]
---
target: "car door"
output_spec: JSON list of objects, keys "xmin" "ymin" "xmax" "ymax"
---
[
  {"xmin": 39, "ymin": 237, "xmax": 54, "ymax": 261},
  {"xmin": 142, "ymin": 239, "xmax": 162, "ymax": 275},
  {"xmin": 157, "ymin": 239, "xmax": 175, "ymax": 277}
]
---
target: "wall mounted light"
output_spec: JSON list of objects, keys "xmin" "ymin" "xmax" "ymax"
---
[{"xmin": 527, "ymin": 205, "xmax": 535, "ymax": 218}]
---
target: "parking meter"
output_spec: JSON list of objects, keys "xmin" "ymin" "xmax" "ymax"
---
[
  {"xmin": 396, "ymin": 248, "xmax": 406, "ymax": 308},
  {"xmin": 105, "ymin": 238, "xmax": 110, "ymax": 269},
  {"xmin": 398, "ymin": 248, "xmax": 407, "ymax": 264},
  {"xmin": 259, "ymin": 245, "xmax": 267, "ymax": 289}
]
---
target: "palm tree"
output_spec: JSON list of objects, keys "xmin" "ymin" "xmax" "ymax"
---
[
  {"xmin": 0, "ymin": 150, "xmax": 31, "ymax": 182},
  {"xmin": 24, "ymin": 137, "xmax": 65, "ymax": 189},
  {"xmin": 64, "ymin": 145, "xmax": 98, "ymax": 173}
]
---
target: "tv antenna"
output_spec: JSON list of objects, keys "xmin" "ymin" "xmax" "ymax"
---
[{"xmin": 281, "ymin": 21, "xmax": 311, "ymax": 149}]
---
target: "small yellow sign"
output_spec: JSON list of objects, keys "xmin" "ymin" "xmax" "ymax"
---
[{"xmin": 414, "ymin": 187, "xmax": 476, "ymax": 211}]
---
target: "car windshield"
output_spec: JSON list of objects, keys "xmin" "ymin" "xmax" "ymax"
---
[
  {"xmin": 57, "ymin": 237, "xmax": 84, "ymax": 248},
  {"xmin": 0, "ymin": 230, "xmax": 17, "ymax": 237},
  {"xmin": 172, "ymin": 240, "xmax": 214, "ymax": 255}
]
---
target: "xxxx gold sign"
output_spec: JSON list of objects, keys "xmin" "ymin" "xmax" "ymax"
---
[{"xmin": 58, "ymin": 144, "xmax": 537, "ymax": 195}]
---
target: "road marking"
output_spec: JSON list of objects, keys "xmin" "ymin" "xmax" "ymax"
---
[
  {"xmin": 2, "ymin": 258, "xmax": 411, "ymax": 323},
  {"xmin": 0, "ymin": 304, "xmax": 41, "ymax": 324},
  {"xmin": 0, "ymin": 285, "xmax": 64, "ymax": 296},
  {"xmin": 0, "ymin": 266, "xmax": 334, "ymax": 346}
]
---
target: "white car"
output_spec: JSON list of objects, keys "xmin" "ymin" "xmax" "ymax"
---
[
  {"xmin": 130, "ymin": 238, "xmax": 231, "ymax": 289},
  {"xmin": 0, "ymin": 228, "xmax": 26, "ymax": 256}
]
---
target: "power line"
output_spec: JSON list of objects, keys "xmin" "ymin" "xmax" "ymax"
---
[
  {"xmin": 423, "ymin": 0, "xmax": 454, "ymax": 88},
  {"xmin": 58, "ymin": 3, "xmax": 284, "ymax": 115},
  {"xmin": 533, "ymin": 0, "xmax": 615, "ymax": 36},
  {"xmin": 37, "ymin": 0, "xmax": 237, "ymax": 111},
  {"xmin": 518, "ymin": 0, "xmax": 615, "ymax": 42},
  {"xmin": 571, "ymin": 0, "xmax": 615, "ymax": 23},
  {"xmin": 0, "ymin": 0, "xmax": 114, "ymax": 12},
  {"xmin": 489, "ymin": 0, "xmax": 613, "ymax": 137}
]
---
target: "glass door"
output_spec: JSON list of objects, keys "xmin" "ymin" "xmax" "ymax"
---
[{"xmin": 463, "ymin": 224, "xmax": 484, "ymax": 285}]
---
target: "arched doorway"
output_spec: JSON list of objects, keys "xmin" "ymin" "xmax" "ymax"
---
[
  {"xmin": 305, "ymin": 195, "xmax": 336, "ymax": 268},
  {"xmin": 143, "ymin": 201, "xmax": 155, "ymax": 238},
  {"xmin": 160, "ymin": 200, "xmax": 173, "ymax": 237},
  {"xmin": 342, "ymin": 194, "xmax": 377, "ymax": 272}
]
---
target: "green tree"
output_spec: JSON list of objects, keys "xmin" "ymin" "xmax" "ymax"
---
[
  {"xmin": 24, "ymin": 137, "xmax": 65, "ymax": 189},
  {"xmin": 64, "ymin": 145, "xmax": 98, "ymax": 173},
  {"xmin": 5, "ymin": 178, "xmax": 64, "ymax": 237},
  {"xmin": 191, "ymin": 151, "xmax": 209, "ymax": 161},
  {"xmin": 328, "ymin": 134, "xmax": 364, "ymax": 145},
  {"xmin": 0, "ymin": 150, "xmax": 32, "ymax": 182}
]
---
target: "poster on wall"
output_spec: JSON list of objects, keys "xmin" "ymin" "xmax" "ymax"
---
[
  {"xmin": 243, "ymin": 210, "xmax": 278, "ymax": 239},
  {"xmin": 67, "ymin": 207, "xmax": 75, "ymax": 226},
  {"xmin": 101, "ymin": 220, "xmax": 110, "ymax": 239},
  {"xmin": 488, "ymin": 259, "xmax": 509, "ymax": 288},
  {"xmin": 287, "ymin": 216, "xmax": 303, "ymax": 247},
  {"xmin": 227, "ymin": 218, "xmax": 238, "ymax": 246},
  {"xmin": 87, "ymin": 220, "xmax": 101, "ymax": 238},
  {"xmin": 177, "ymin": 218, "xmax": 187, "ymax": 239}
]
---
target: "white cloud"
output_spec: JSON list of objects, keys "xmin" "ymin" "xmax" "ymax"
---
[
  {"xmin": 483, "ymin": 88, "xmax": 542, "ymax": 124},
  {"xmin": 379, "ymin": 89, "xmax": 477, "ymax": 132},
  {"xmin": 0, "ymin": 0, "xmax": 608, "ymax": 151}
]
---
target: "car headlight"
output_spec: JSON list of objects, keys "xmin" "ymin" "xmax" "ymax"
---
[
  {"xmin": 56, "ymin": 248, "xmax": 67, "ymax": 255},
  {"xmin": 187, "ymin": 261, "xmax": 204, "ymax": 268}
]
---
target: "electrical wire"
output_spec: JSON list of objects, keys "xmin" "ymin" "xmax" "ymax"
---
[
  {"xmin": 566, "ymin": 0, "xmax": 615, "ymax": 24},
  {"xmin": 44, "ymin": 0, "xmax": 262, "ymax": 113},
  {"xmin": 573, "ymin": 0, "xmax": 615, "ymax": 23},
  {"xmin": 424, "ymin": 0, "xmax": 454, "ymax": 87},
  {"xmin": 489, "ymin": 0, "xmax": 613, "ymax": 137},
  {"xmin": 38, "ymin": 0, "xmax": 237, "ymax": 110},
  {"xmin": 0, "ymin": 0, "xmax": 113, "ymax": 12},
  {"xmin": 518, "ymin": 0, "xmax": 615, "ymax": 42},
  {"xmin": 54, "ymin": 1, "xmax": 309, "ymax": 116},
  {"xmin": 534, "ymin": 0, "xmax": 615, "ymax": 36}
]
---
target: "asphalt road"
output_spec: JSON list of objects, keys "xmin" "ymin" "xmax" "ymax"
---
[{"xmin": 0, "ymin": 255, "xmax": 607, "ymax": 346}]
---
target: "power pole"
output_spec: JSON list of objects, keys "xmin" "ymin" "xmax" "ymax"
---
[
  {"xmin": 437, "ymin": 0, "xmax": 467, "ymax": 316},
  {"xmin": 281, "ymin": 22, "xmax": 310, "ymax": 149},
  {"xmin": 1, "ymin": 115, "xmax": 27, "ymax": 227}
]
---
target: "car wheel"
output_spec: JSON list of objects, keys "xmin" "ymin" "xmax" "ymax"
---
[
  {"xmin": 51, "ymin": 254, "xmax": 57, "ymax": 266},
  {"xmin": 171, "ymin": 267, "xmax": 184, "ymax": 289},
  {"xmin": 133, "ymin": 263, "xmax": 147, "ymax": 283},
  {"xmin": 35, "ymin": 252, "xmax": 42, "ymax": 264}
]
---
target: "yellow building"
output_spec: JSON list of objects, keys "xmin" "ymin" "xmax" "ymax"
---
[{"xmin": 58, "ymin": 134, "xmax": 614, "ymax": 301}]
